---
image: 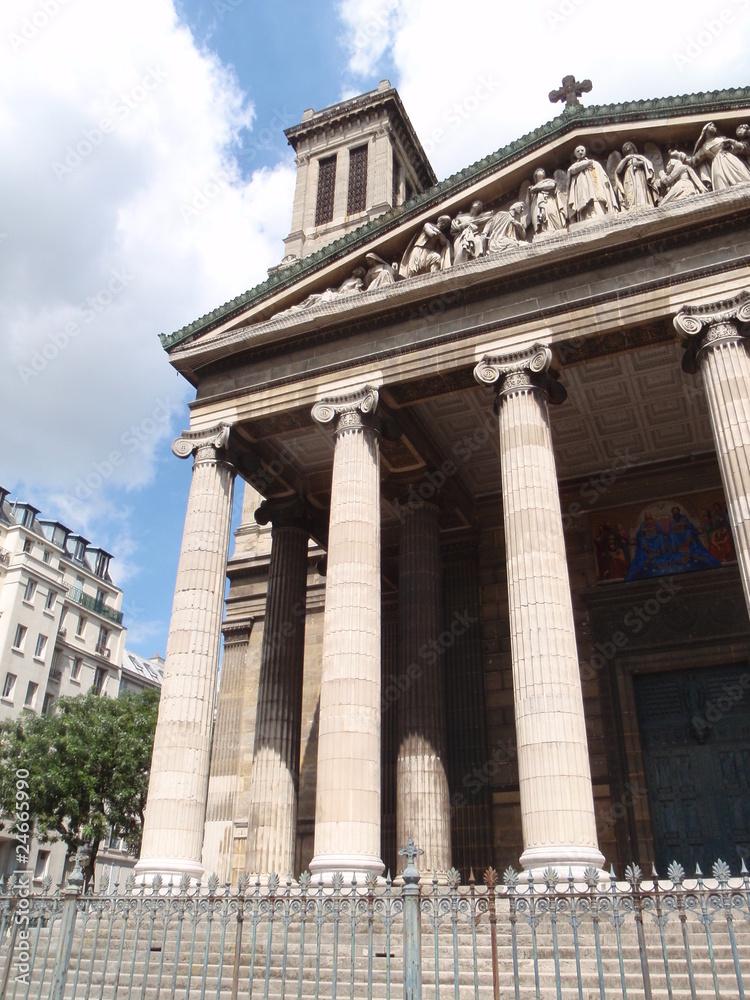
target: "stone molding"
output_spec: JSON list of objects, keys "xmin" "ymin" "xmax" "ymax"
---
[
  {"xmin": 674, "ymin": 290, "xmax": 750, "ymax": 373},
  {"xmin": 311, "ymin": 385, "xmax": 381, "ymax": 435},
  {"xmin": 473, "ymin": 343, "xmax": 567, "ymax": 406},
  {"xmin": 221, "ymin": 622, "xmax": 253, "ymax": 648}
]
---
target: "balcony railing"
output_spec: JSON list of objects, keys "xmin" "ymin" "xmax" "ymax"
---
[
  {"xmin": 95, "ymin": 643, "xmax": 111, "ymax": 659},
  {"xmin": 68, "ymin": 588, "xmax": 123, "ymax": 625},
  {"xmin": 0, "ymin": 548, "xmax": 9, "ymax": 566},
  {"xmin": 48, "ymin": 668, "xmax": 62, "ymax": 682}
]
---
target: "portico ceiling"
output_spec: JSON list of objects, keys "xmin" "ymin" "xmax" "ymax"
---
[{"xmin": 238, "ymin": 338, "xmax": 716, "ymax": 527}]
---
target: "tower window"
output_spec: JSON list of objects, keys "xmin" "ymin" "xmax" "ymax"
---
[
  {"xmin": 315, "ymin": 155, "xmax": 337, "ymax": 226},
  {"xmin": 347, "ymin": 145, "xmax": 368, "ymax": 215}
]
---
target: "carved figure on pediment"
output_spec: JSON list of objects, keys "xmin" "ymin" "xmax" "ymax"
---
[
  {"xmin": 287, "ymin": 266, "xmax": 366, "ymax": 313},
  {"xmin": 399, "ymin": 215, "xmax": 453, "ymax": 278},
  {"xmin": 671, "ymin": 122, "xmax": 750, "ymax": 191},
  {"xmin": 658, "ymin": 157, "xmax": 707, "ymax": 205},
  {"xmin": 482, "ymin": 202, "xmax": 527, "ymax": 254},
  {"xmin": 525, "ymin": 167, "xmax": 567, "ymax": 233},
  {"xmin": 609, "ymin": 142, "xmax": 660, "ymax": 210},
  {"xmin": 450, "ymin": 200, "xmax": 493, "ymax": 264},
  {"xmin": 566, "ymin": 145, "xmax": 619, "ymax": 223},
  {"xmin": 364, "ymin": 252, "xmax": 399, "ymax": 289},
  {"xmin": 736, "ymin": 124, "xmax": 750, "ymax": 161}
]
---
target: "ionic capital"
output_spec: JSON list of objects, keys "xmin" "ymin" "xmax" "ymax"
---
[
  {"xmin": 473, "ymin": 343, "xmax": 567, "ymax": 407},
  {"xmin": 254, "ymin": 496, "xmax": 312, "ymax": 534},
  {"xmin": 674, "ymin": 290, "xmax": 750, "ymax": 374},
  {"xmin": 172, "ymin": 423, "xmax": 235, "ymax": 467},
  {"xmin": 311, "ymin": 385, "xmax": 381, "ymax": 436}
]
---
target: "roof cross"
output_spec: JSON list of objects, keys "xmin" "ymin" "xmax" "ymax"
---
[{"xmin": 549, "ymin": 75, "xmax": 592, "ymax": 108}]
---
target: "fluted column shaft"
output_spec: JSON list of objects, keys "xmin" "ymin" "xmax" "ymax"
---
[
  {"xmin": 202, "ymin": 622, "xmax": 252, "ymax": 882},
  {"xmin": 675, "ymin": 292, "xmax": 750, "ymax": 617},
  {"xmin": 246, "ymin": 505, "xmax": 309, "ymax": 877},
  {"xmin": 137, "ymin": 424, "xmax": 236, "ymax": 881},
  {"xmin": 475, "ymin": 346, "xmax": 604, "ymax": 875},
  {"xmin": 310, "ymin": 387, "xmax": 384, "ymax": 879},
  {"xmin": 396, "ymin": 500, "xmax": 451, "ymax": 874}
]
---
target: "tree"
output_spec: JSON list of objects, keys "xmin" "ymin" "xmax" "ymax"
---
[{"xmin": 0, "ymin": 688, "xmax": 159, "ymax": 884}]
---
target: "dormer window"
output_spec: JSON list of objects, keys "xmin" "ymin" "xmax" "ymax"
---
[
  {"xmin": 94, "ymin": 551, "xmax": 110, "ymax": 578},
  {"xmin": 315, "ymin": 155, "xmax": 337, "ymax": 226},
  {"xmin": 22, "ymin": 508, "xmax": 34, "ymax": 528},
  {"xmin": 74, "ymin": 539, "xmax": 86, "ymax": 561}
]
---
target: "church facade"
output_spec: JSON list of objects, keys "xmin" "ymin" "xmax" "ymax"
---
[{"xmin": 136, "ymin": 79, "xmax": 750, "ymax": 885}]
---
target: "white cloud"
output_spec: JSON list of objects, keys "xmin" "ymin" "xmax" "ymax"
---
[
  {"xmin": 337, "ymin": 0, "xmax": 750, "ymax": 178},
  {"xmin": 337, "ymin": 0, "xmax": 402, "ymax": 78},
  {"xmin": 0, "ymin": 0, "xmax": 295, "ymax": 506}
]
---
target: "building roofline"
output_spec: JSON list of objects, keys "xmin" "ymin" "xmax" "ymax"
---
[
  {"xmin": 284, "ymin": 82, "xmax": 436, "ymax": 190},
  {"xmin": 161, "ymin": 85, "xmax": 750, "ymax": 353}
]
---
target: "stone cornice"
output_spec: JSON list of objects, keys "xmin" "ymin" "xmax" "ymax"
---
[
  {"xmin": 171, "ymin": 183, "xmax": 750, "ymax": 382},
  {"xmin": 185, "ymin": 256, "xmax": 748, "ymax": 428},
  {"xmin": 161, "ymin": 87, "xmax": 750, "ymax": 353},
  {"xmin": 284, "ymin": 86, "xmax": 436, "ymax": 190}
]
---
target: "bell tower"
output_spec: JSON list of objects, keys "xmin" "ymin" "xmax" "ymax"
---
[{"xmin": 280, "ymin": 79, "xmax": 436, "ymax": 263}]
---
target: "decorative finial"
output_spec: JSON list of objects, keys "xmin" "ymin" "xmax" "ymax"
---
[
  {"xmin": 549, "ymin": 75, "xmax": 592, "ymax": 108},
  {"xmin": 398, "ymin": 839, "xmax": 424, "ymax": 884}
]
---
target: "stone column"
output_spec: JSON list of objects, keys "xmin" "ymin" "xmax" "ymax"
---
[
  {"xmin": 474, "ymin": 345, "xmax": 604, "ymax": 875},
  {"xmin": 396, "ymin": 497, "xmax": 451, "ymax": 875},
  {"xmin": 202, "ymin": 621, "xmax": 253, "ymax": 883},
  {"xmin": 136, "ymin": 423, "xmax": 236, "ymax": 882},
  {"xmin": 309, "ymin": 386, "xmax": 385, "ymax": 879},
  {"xmin": 245, "ymin": 499, "xmax": 310, "ymax": 878},
  {"xmin": 675, "ymin": 291, "xmax": 750, "ymax": 618}
]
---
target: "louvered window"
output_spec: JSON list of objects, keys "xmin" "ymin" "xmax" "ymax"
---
[
  {"xmin": 315, "ymin": 155, "xmax": 337, "ymax": 225},
  {"xmin": 347, "ymin": 145, "xmax": 368, "ymax": 214}
]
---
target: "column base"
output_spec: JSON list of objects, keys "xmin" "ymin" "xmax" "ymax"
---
[
  {"xmin": 134, "ymin": 857, "xmax": 204, "ymax": 885},
  {"xmin": 520, "ymin": 845, "xmax": 606, "ymax": 883},
  {"xmin": 308, "ymin": 853, "xmax": 385, "ymax": 884}
]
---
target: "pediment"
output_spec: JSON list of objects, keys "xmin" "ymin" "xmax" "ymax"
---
[{"xmin": 164, "ymin": 87, "xmax": 750, "ymax": 381}]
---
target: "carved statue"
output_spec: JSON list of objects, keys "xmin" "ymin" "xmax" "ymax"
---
[
  {"xmin": 482, "ymin": 202, "xmax": 527, "ymax": 254},
  {"xmin": 671, "ymin": 122, "xmax": 750, "ymax": 191},
  {"xmin": 658, "ymin": 157, "xmax": 707, "ymax": 205},
  {"xmin": 524, "ymin": 167, "xmax": 567, "ymax": 233},
  {"xmin": 287, "ymin": 267, "xmax": 366, "ymax": 313},
  {"xmin": 736, "ymin": 124, "xmax": 750, "ymax": 162},
  {"xmin": 363, "ymin": 252, "xmax": 399, "ymax": 289},
  {"xmin": 450, "ymin": 201, "xmax": 492, "ymax": 264},
  {"xmin": 399, "ymin": 215, "xmax": 453, "ymax": 278},
  {"xmin": 566, "ymin": 145, "xmax": 619, "ymax": 223},
  {"xmin": 609, "ymin": 142, "xmax": 660, "ymax": 210}
]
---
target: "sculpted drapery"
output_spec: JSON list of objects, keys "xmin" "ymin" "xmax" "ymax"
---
[{"xmin": 567, "ymin": 145, "xmax": 619, "ymax": 223}]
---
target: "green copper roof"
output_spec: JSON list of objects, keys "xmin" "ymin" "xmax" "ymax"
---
[{"xmin": 161, "ymin": 86, "xmax": 750, "ymax": 352}]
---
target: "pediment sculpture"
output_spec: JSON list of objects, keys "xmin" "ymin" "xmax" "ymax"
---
[{"xmin": 277, "ymin": 120, "xmax": 750, "ymax": 317}]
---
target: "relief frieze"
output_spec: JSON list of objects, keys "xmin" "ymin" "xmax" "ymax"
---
[{"xmin": 275, "ymin": 120, "xmax": 750, "ymax": 321}]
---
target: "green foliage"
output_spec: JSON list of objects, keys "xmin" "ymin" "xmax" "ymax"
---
[{"xmin": 0, "ymin": 689, "xmax": 159, "ymax": 871}]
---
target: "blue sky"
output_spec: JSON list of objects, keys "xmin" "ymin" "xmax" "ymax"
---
[{"xmin": 2, "ymin": 0, "xmax": 749, "ymax": 658}]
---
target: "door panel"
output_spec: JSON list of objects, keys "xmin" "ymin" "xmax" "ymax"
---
[{"xmin": 634, "ymin": 664, "xmax": 750, "ymax": 873}]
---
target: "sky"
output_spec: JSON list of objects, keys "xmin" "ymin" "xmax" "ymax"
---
[{"xmin": 1, "ymin": 0, "xmax": 749, "ymax": 657}]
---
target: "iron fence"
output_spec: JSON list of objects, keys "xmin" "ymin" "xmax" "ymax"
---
[{"xmin": 1, "ymin": 846, "xmax": 748, "ymax": 1000}]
